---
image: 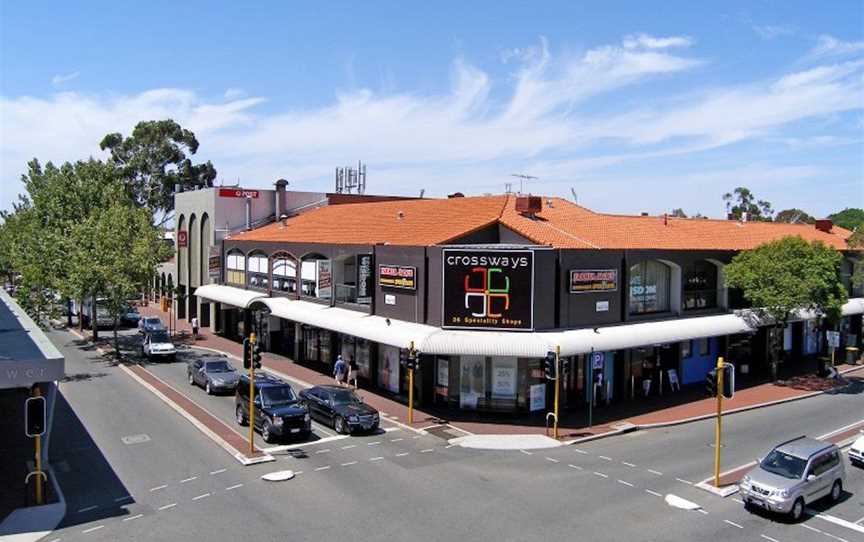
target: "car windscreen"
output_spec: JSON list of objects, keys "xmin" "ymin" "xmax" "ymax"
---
[
  {"xmin": 205, "ymin": 361, "xmax": 233, "ymax": 373},
  {"xmin": 261, "ymin": 386, "xmax": 297, "ymax": 406},
  {"xmin": 146, "ymin": 318, "xmax": 162, "ymax": 326},
  {"xmin": 150, "ymin": 331, "xmax": 170, "ymax": 343},
  {"xmin": 331, "ymin": 390, "xmax": 362, "ymax": 405},
  {"xmin": 760, "ymin": 450, "xmax": 807, "ymax": 479}
]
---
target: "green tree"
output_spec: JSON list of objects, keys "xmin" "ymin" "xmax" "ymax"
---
[
  {"xmin": 774, "ymin": 208, "xmax": 815, "ymax": 224},
  {"xmin": 848, "ymin": 229, "xmax": 864, "ymax": 290},
  {"xmin": 725, "ymin": 236, "xmax": 848, "ymax": 380},
  {"xmin": 722, "ymin": 187, "xmax": 773, "ymax": 221},
  {"xmin": 828, "ymin": 208, "xmax": 864, "ymax": 231},
  {"xmin": 670, "ymin": 208, "xmax": 688, "ymax": 218},
  {"xmin": 100, "ymin": 120, "xmax": 216, "ymax": 222}
]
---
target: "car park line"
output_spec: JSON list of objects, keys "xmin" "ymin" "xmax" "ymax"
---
[{"xmin": 122, "ymin": 514, "xmax": 144, "ymax": 522}]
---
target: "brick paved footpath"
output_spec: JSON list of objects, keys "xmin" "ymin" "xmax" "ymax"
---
[{"xmin": 132, "ymin": 302, "xmax": 864, "ymax": 440}]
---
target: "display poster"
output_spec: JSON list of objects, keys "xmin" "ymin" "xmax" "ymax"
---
[
  {"xmin": 529, "ymin": 383, "xmax": 546, "ymax": 412},
  {"xmin": 569, "ymin": 269, "xmax": 618, "ymax": 294},
  {"xmin": 356, "ymin": 254, "xmax": 374, "ymax": 304},
  {"xmin": 491, "ymin": 358, "xmax": 518, "ymax": 398},
  {"xmin": 316, "ymin": 260, "xmax": 332, "ymax": 299},
  {"xmin": 208, "ymin": 246, "xmax": 221, "ymax": 283},
  {"xmin": 459, "ymin": 356, "xmax": 485, "ymax": 410},
  {"xmin": 378, "ymin": 264, "xmax": 417, "ymax": 290},
  {"xmin": 437, "ymin": 358, "xmax": 449, "ymax": 387},
  {"xmin": 378, "ymin": 345, "xmax": 400, "ymax": 393},
  {"xmin": 442, "ymin": 249, "xmax": 534, "ymax": 330}
]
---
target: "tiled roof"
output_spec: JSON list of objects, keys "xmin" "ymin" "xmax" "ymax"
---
[{"xmin": 228, "ymin": 194, "xmax": 852, "ymax": 251}]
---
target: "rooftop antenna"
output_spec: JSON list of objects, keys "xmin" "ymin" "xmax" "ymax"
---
[
  {"xmin": 419, "ymin": 188, "xmax": 425, "ymax": 199},
  {"xmin": 510, "ymin": 173, "xmax": 538, "ymax": 195},
  {"xmin": 570, "ymin": 187, "xmax": 578, "ymax": 203},
  {"xmin": 504, "ymin": 182, "xmax": 513, "ymax": 194}
]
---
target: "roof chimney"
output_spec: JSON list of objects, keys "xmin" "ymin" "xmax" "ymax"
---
[
  {"xmin": 515, "ymin": 195, "xmax": 542, "ymax": 217},
  {"xmin": 274, "ymin": 178, "xmax": 288, "ymax": 219},
  {"xmin": 815, "ymin": 219, "xmax": 833, "ymax": 233}
]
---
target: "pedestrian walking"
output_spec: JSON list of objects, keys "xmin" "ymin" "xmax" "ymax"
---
[
  {"xmin": 334, "ymin": 355, "xmax": 347, "ymax": 387},
  {"xmin": 137, "ymin": 316, "xmax": 144, "ymax": 334},
  {"xmin": 347, "ymin": 356, "xmax": 358, "ymax": 389},
  {"xmin": 191, "ymin": 316, "xmax": 199, "ymax": 339}
]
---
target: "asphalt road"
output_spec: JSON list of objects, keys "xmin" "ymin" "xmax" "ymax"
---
[{"xmin": 44, "ymin": 326, "xmax": 864, "ymax": 542}]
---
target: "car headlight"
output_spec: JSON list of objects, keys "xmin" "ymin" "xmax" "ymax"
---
[
  {"xmin": 773, "ymin": 488, "xmax": 790, "ymax": 498},
  {"xmin": 348, "ymin": 415, "xmax": 359, "ymax": 423},
  {"xmin": 304, "ymin": 413, "xmax": 310, "ymax": 422},
  {"xmin": 271, "ymin": 416, "xmax": 283, "ymax": 426}
]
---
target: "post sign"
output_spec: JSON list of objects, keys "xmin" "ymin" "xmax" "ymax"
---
[
  {"xmin": 591, "ymin": 351, "xmax": 605, "ymax": 370},
  {"xmin": 177, "ymin": 230, "xmax": 188, "ymax": 248},
  {"xmin": 569, "ymin": 269, "xmax": 618, "ymax": 294},
  {"xmin": 356, "ymin": 254, "xmax": 374, "ymax": 304},
  {"xmin": 529, "ymin": 383, "xmax": 546, "ymax": 412},
  {"xmin": 378, "ymin": 264, "xmax": 417, "ymax": 290},
  {"xmin": 218, "ymin": 188, "xmax": 260, "ymax": 198},
  {"xmin": 442, "ymin": 249, "xmax": 534, "ymax": 330},
  {"xmin": 208, "ymin": 246, "xmax": 221, "ymax": 283},
  {"xmin": 826, "ymin": 330, "xmax": 841, "ymax": 349}
]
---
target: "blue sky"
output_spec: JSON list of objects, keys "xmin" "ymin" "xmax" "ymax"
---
[{"xmin": 1, "ymin": 1, "xmax": 862, "ymax": 218}]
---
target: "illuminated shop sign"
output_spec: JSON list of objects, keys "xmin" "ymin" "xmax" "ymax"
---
[
  {"xmin": 569, "ymin": 269, "xmax": 618, "ymax": 294},
  {"xmin": 378, "ymin": 265, "xmax": 417, "ymax": 290}
]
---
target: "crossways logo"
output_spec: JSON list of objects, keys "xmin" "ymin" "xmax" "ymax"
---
[{"xmin": 464, "ymin": 267, "xmax": 510, "ymax": 318}]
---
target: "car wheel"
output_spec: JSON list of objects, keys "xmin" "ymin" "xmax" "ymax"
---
[
  {"xmin": 188, "ymin": 372, "xmax": 194, "ymax": 386},
  {"xmin": 262, "ymin": 421, "xmax": 274, "ymax": 443},
  {"xmin": 334, "ymin": 416, "xmax": 348, "ymax": 435},
  {"xmin": 790, "ymin": 498, "xmax": 805, "ymax": 522},
  {"xmin": 205, "ymin": 381, "xmax": 212, "ymax": 395},
  {"xmin": 236, "ymin": 405, "xmax": 247, "ymax": 426},
  {"xmin": 830, "ymin": 480, "xmax": 842, "ymax": 502}
]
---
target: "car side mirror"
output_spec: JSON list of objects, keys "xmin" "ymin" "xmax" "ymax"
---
[{"xmin": 807, "ymin": 474, "xmax": 816, "ymax": 482}]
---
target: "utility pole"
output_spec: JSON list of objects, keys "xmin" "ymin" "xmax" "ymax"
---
[{"xmin": 713, "ymin": 356, "xmax": 725, "ymax": 487}]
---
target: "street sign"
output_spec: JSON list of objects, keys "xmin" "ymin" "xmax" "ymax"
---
[{"xmin": 826, "ymin": 330, "xmax": 840, "ymax": 348}]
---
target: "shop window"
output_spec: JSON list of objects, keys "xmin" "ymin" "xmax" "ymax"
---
[
  {"xmin": 355, "ymin": 339, "xmax": 371, "ymax": 379},
  {"xmin": 683, "ymin": 261, "xmax": 718, "ymax": 310},
  {"xmin": 247, "ymin": 253, "xmax": 269, "ymax": 289},
  {"xmin": 303, "ymin": 327, "xmax": 318, "ymax": 362},
  {"xmin": 459, "ymin": 356, "xmax": 486, "ymax": 410},
  {"xmin": 681, "ymin": 340, "xmax": 692, "ymax": 359},
  {"xmin": 272, "ymin": 255, "xmax": 297, "ymax": 293},
  {"xmin": 698, "ymin": 338, "xmax": 710, "ymax": 357},
  {"xmin": 226, "ymin": 250, "xmax": 245, "ymax": 285},
  {"xmin": 629, "ymin": 261, "xmax": 671, "ymax": 315}
]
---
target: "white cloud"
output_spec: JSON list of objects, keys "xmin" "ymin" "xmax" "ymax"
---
[
  {"xmin": 224, "ymin": 88, "xmax": 247, "ymax": 100},
  {"xmin": 807, "ymin": 35, "xmax": 864, "ymax": 59},
  {"xmin": 51, "ymin": 72, "xmax": 79, "ymax": 85},
  {"xmin": 752, "ymin": 24, "xmax": 795, "ymax": 40},
  {"xmin": 622, "ymin": 34, "xmax": 693, "ymax": 50}
]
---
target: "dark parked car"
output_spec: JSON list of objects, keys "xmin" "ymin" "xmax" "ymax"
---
[
  {"xmin": 235, "ymin": 374, "xmax": 310, "ymax": 443},
  {"xmin": 299, "ymin": 385, "xmax": 379, "ymax": 434},
  {"xmin": 188, "ymin": 358, "xmax": 240, "ymax": 394},
  {"xmin": 120, "ymin": 306, "xmax": 141, "ymax": 327}
]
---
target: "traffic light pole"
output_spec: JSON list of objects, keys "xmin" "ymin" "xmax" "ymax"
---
[
  {"xmin": 248, "ymin": 333, "xmax": 256, "ymax": 455},
  {"xmin": 553, "ymin": 345, "xmax": 561, "ymax": 439},
  {"xmin": 713, "ymin": 356, "xmax": 724, "ymax": 487},
  {"xmin": 34, "ymin": 386, "xmax": 43, "ymax": 505},
  {"xmin": 408, "ymin": 341, "xmax": 415, "ymax": 425}
]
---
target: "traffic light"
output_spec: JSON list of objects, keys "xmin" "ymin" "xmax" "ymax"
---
[
  {"xmin": 561, "ymin": 358, "xmax": 571, "ymax": 378},
  {"xmin": 721, "ymin": 363, "xmax": 735, "ymax": 399},
  {"xmin": 544, "ymin": 351, "xmax": 557, "ymax": 380},
  {"xmin": 242, "ymin": 338, "xmax": 251, "ymax": 369},
  {"xmin": 251, "ymin": 343, "xmax": 262, "ymax": 369},
  {"xmin": 705, "ymin": 369, "xmax": 717, "ymax": 397},
  {"xmin": 25, "ymin": 396, "xmax": 46, "ymax": 437}
]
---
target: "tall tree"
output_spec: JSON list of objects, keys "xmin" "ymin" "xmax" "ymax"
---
[
  {"xmin": 722, "ymin": 187, "xmax": 774, "ymax": 221},
  {"xmin": 725, "ymin": 236, "xmax": 848, "ymax": 380},
  {"xmin": 775, "ymin": 208, "xmax": 815, "ymax": 224},
  {"xmin": 828, "ymin": 208, "xmax": 864, "ymax": 231},
  {"xmin": 670, "ymin": 208, "xmax": 688, "ymax": 218},
  {"xmin": 100, "ymin": 120, "xmax": 216, "ymax": 221}
]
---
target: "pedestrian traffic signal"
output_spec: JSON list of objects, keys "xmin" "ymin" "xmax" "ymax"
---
[
  {"xmin": 242, "ymin": 338, "xmax": 251, "ymax": 369},
  {"xmin": 561, "ymin": 358, "xmax": 571, "ymax": 377},
  {"xmin": 251, "ymin": 343, "xmax": 262, "ymax": 370},
  {"xmin": 705, "ymin": 369, "xmax": 717, "ymax": 397},
  {"xmin": 25, "ymin": 396, "xmax": 46, "ymax": 437},
  {"xmin": 721, "ymin": 363, "xmax": 735, "ymax": 399},
  {"xmin": 544, "ymin": 351, "xmax": 557, "ymax": 380}
]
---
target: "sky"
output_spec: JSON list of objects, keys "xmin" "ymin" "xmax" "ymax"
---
[{"xmin": 1, "ymin": 1, "xmax": 862, "ymax": 218}]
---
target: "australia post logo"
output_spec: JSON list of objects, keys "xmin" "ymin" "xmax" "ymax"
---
[{"xmin": 443, "ymin": 250, "xmax": 533, "ymax": 330}]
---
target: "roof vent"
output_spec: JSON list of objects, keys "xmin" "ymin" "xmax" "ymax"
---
[
  {"xmin": 447, "ymin": 192, "xmax": 465, "ymax": 198},
  {"xmin": 515, "ymin": 196, "xmax": 542, "ymax": 217},
  {"xmin": 815, "ymin": 219, "xmax": 833, "ymax": 233},
  {"xmin": 640, "ymin": 212, "xmax": 649, "ymax": 217},
  {"xmin": 397, "ymin": 211, "xmax": 405, "ymax": 220}
]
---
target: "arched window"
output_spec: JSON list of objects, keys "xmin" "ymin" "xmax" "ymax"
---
[
  {"xmin": 226, "ymin": 250, "xmax": 246, "ymax": 285},
  {"xmin": 247, "ymin": 252, "xmax": 269, "ymax": 289},
  {"xmin": 683, "ymin": 260, "xmax": 718, "ymax": 310},
  {"xmin": 629, "ymin": 260, "xmax": 671, "ymax": 315},
  {"xmin": 272, "ymin": 254, "xmax": 297, "ymax": 293}
]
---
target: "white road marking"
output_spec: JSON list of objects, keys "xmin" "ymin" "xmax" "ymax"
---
[
  {"xmin": 724, "ymin": 520, "xmax": 743, "ymax": 529},
  {"xmin": 390, "ymin": 438, "xmax": 403, "ymax": 442},
  {"xmin": 420, "ymin": 448, "xmax": 434, "ymax": 453},
  {"xmin": 114, "ymin": 495, "xmax": 132, "ymax": 502},
  {"xmin": 341, "ymin": 444, "xmax": 356, "ymax": 450},
  {"xmin": 150, "ymin": 485, "xmax": 167, "ymax": 492},
  {"xmin": 520, "ymin": 449, "xmax": 533, "ymax": 455},
  {"xmin": 192, "ymin": 493, "xmax": 210, "ymax": 501},
  {"xmin": 157, "ymin": 503, "xmax": 177, "ymax": 511},
  {"xmin": 314, "ymin": 466, "xmax": 331, "ymax": 471},
  {"xmin": 341, "ymin": 461, "xmax": 358, "ymax": 466},
  {"xmin": 822, "ymin": 533, "xmax": 849, "ymax": 542},
  {"xmin": 383, "ymin": 427, "xmax": 401, "ymax": 433},
  {"xmin": 617, "ymin": 480, "xmax": 635, "ymax": 487},
  {"xmin": 809, "ymin": 510, "xmax": 864, "ymax": 535},
  {"xmin": 759, "ymin": 535, "xmax": 780, "ymax": 542},
  {"xmin": 675, "ymin": 478, "xmax": 693, "ymax": 485},
  {"xmin": 573, "ymin": 448, "xmax": 588, "ymax": 454},
  {"xmin": 412, "ymin": 435, "xmax": 422, "ymax": 439},
  {"xmin": 856, "ymin": 514, "xmax": 864, "ymax": 525},
  {"xmin": 445, "ymin": 444, "xmax": 455, "ymax": 449},
  {"xmin": 697, "ymin": 509, "xmax": 709, "ymax": 515},
  {"xmin": 645, "ymin": 490, "xmax": 662, "ymax": 497},
  {"xmin": 261, "ymin": 434, "xmax": 349, "ymax": 452},
  {"xmin": 546, "ymin": 457, "xmax": 560, "ymax": 463},
  {"xmin": 209, "ymin": 468, "xmax": 227, "ymax": 475},
  {"xmin": 47, "ymin": 539, "xmax": 61, "ymax": 542},
  {"xmin": 315, "ymin": 449, "xmax": 331, "ymax": 454},
  {"xmin": 647, "ymin": 469, "xmax": 663, "ymax": 476},
  {"xmin": 599, "ymin": 455, "xmax": 612, "ymax": 461},
  {"xmin": 367, "ymin": 441, "xmax": 382, "ymax": 446},
  {"xmin": 179, "ymin": 476, "xmax": 198, "ymax": 484},
  {"xmin": 82, "ymin": 525, "xmax": 104, "ymax": 534},
  {"xmin": 396, "ymin": 452, "xmax": 410, "ymax": 457},
  {"xmin": 225, "ymin": 484, "xmax": 243, "ymax": 491},
  {"xmin": 123, "ymin": 514, "xmax": 144, "ymax": 522},
  {"xmin": 370, "ymin": 456, "xmax": 384, "ymax": 461},
  {"xmin": 568, "ymin": 464, "xmax": 583, "ymax": 470},
  {"xmin": 800, "ymin": 524, "xmax": 822, "ymax": 534},
  {"xmin": 77, "ymin": 505, "xmax": 98, "ymax": 513},
  {"xmin": 622, "ymin": 461, "xmax": 637, "ymax": 467},
  {"xmin": 732, "ymin": 498, "xmax": 744, "ymax": 504},
  {"xmin": 593, "ymin": 472, "xmax": 609, "ymax": 478}
]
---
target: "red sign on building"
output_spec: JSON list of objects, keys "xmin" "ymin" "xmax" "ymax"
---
[
  {"xmin": 218, "ymin": 188, "xmax": 260, "ymax": 199},
  {"xmin": 177, "ymin": 230, "xmax": 188, "ymax": 247}
]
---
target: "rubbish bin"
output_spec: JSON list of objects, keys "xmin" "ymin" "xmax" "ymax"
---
[{"xmin": 847, "ymin": 347, "xmax": 860, "ymax": 365}]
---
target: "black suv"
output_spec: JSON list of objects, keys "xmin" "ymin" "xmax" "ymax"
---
[{"xmin": 235, "ymin": 374, "xmax": 311, "ymax": 443}]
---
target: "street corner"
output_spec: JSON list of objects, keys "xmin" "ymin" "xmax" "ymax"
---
[{"xmin": 448, "ymin": 434, "xmax": 564, "ymax": 451}]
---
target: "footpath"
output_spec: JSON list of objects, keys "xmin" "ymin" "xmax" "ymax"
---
[{"xmin": 136, "ymin": 302, "xmax": 864, "ymax": 443}]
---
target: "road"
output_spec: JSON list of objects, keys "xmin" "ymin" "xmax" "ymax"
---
[{"xmin": 45, "ymin": 326, "xmax": 864, "ymax": 542}]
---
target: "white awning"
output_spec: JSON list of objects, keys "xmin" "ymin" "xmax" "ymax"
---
[
  {"xmin": 195, "ymin": 284, "xmax": 267, "ymax": 309},
  {"xmin": 262, "ymin": 297, "xmax": 437, "ymax": 349},
  {"xmin": 419, "ymin": 329, "xmax": 556, "ymax": 358}
]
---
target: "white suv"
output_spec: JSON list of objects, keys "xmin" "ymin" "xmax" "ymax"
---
[
  {"xmin": 850, "ymin": 433, "xmax": 864, "ymax": 468},
  {"xmin": 142, "ymin": 330, "xmax": 176, "ymax": 361}
]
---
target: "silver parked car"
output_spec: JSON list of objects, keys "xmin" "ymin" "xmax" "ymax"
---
[
  {"xmin": 739, "ymin": 436, "xmax": 846, "ymax": 521},
  {"xmin": 188, "ymin": 358, "xmax": 240, "ymax": 394}
]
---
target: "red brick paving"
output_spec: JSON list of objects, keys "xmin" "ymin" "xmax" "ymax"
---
[{"xmin": 136, "ymin": 301, "xmax": 864, "ymax": 440}]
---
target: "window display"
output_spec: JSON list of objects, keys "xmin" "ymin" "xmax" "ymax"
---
[{"xmin": 629, "ymin": 260, "xmax": 670, "ymax": 314}]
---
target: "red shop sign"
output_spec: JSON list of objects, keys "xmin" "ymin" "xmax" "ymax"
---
[
  {"xmin": 177, "ymin": 230, "xmax": 188, "ymax": 247},
  {"xmin": 218, "ymin": 188, "xmax": 260, "ymax": 199}
]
